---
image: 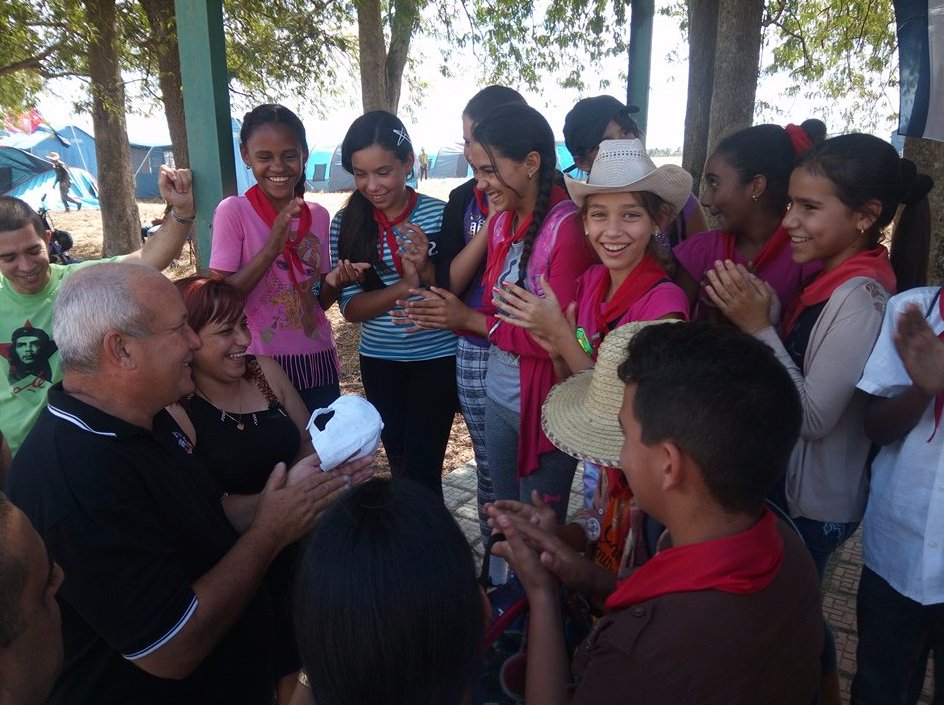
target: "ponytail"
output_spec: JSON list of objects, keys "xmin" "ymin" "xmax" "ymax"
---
[{"xmin": 890, "ymin": 163, "xmax": 934, "ymax": 291}]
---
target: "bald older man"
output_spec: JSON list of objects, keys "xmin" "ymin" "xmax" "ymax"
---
[{"xmin": 6, "ymin": 262, "xmax": 372, "ymax": 705}]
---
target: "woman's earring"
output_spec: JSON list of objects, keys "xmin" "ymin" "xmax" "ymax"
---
[
  {"xmin": 858, "ymin": 227, "xmax": 866, "ymax": 238},
  {"xmin": 527, "ymin": 172, "xmax": 534, "ymax": 180},
  {"xmin": 245, "ymin": 163, "xmax": 251, "ymax": 170},
  {"xmin": 751, "ymin": 193, "xmax": 760, "ymax": 202}
]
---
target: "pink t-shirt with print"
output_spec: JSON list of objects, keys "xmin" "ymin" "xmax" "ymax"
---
[{"xmin": 209, "ymin": 196, "xmax": 339, "ymax": 389}]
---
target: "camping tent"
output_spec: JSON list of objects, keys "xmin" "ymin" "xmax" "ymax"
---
[
  {"xmin": 1, "ymin": 125, "xmax": 98, "ymax": 178},
  {"xmin": 429, "ymin": 142, "xmax": 469, "ymax": 178},
  {"xmin": 0, "ymin": 146, "xmax": 99, "ymax": 210},
  {"xmin": 326, "ymin": 144, "xmax": 355, "ymax": 192},
  {"xmin": 305, "ymin": 145, "xmax": 336, "ymax": 192}
]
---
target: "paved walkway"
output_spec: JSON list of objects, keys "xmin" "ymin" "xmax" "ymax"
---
[{"xmin": 441, "ymin": 462, "xmax": 935, "ymax": 704}]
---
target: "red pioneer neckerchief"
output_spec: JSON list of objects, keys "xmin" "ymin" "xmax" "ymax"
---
[
  {"xmin": 373, "ymin": 188, "xmax": 419, "ymax": 277},
  {"xmin": 721, "ymin": 225, "xmax": 790, "ymax": 274},
  {"xmin": 781, "ymin": 245, "xmax": 896, "ymax": 337},
  {"xmin": 591, "ymin": 254, "xmax": 667, "ymax": 344},
  {"xmin": 244, "ymin": 185, "xmax": 312, "ymax": 293},
  {"xmin": 604, "ymin": 508, "xmax": 783, "ymax": 611}
]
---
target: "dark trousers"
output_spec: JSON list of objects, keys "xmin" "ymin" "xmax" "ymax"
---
[
  {"xmin": 851, "ymin": 566, "xmax": 944, "ymax": 705},
  {"xmin": 359, "ymin": 354, "xmax": 457, "ymax": 498}
]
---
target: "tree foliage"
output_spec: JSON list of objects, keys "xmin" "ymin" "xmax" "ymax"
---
[
  {"xmin": 763, "ymin": 0, "xmax": 897, "ymax": 131},
  {"xmin": 435, "ymin": 0, "xmax": 630, "ymax": 91},
  {"xmin": 0, "ymin": 0, "xmax": 85, "ymax": 112}
]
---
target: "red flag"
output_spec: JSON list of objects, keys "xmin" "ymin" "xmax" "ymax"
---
[{"xmin": 4, "ymin": 108, "xmax": 44, "ymax": 134}]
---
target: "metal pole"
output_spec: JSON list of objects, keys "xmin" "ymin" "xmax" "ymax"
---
[
  {"xmin": 174, "ymin": 0, "xmax": 235, "ymax": 267},
  {"xmin": 627, "ymin": 0, "xmax": 655, "ymax": 135}
]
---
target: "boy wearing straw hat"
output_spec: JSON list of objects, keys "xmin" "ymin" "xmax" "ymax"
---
[{"xmin": 487, "ymin": 322, "xmax": 823, "ymax": 705}]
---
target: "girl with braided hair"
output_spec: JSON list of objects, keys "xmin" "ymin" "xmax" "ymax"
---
[{"xmin": 397, "ymin": 104, "xmax": 595, "ymax": 523}]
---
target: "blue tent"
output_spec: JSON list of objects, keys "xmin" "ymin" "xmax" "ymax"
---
[
  {"xmin": 0, "ymin": 145, "xmax": 99, "ymax": 210},
  {"xmin": 2, "ymin": 125, "xmax": 98, "ymax": 178},
  {"xmin": 305, "ymin": 145, "xmax": 336, "ymax": 192}
]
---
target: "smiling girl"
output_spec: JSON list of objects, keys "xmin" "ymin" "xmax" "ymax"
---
[
  {"xmin": 673, "ymin": 123, "xmax": 820, "ymax": 322},
  {"xmin": 329, "ymin": 111, "xmax": 456, "ymax": 496},
  {"xmin": 706, "ymin": 133, "xmax": 933, "ymax": 572},
  {"xmin": 397, "ymin": 104, "xmax": 595, "ymax": 522},
  {"xmin": 210, "ymin": 105, "xmax": 362, "ymax": 412}
]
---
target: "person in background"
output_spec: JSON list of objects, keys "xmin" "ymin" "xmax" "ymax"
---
[
  {"xmin": 211, "ymin": 104, "xmax": 365, "ymax": 412},
  {"xmin": 330, "ymin": 110, "xmax": 456, "ymax": 497},
  {"xmin": 0, "ymin": 491, "xmax": 65, "ymax": 705},
  {"xmin": 0, "ymin": 166, "xmax": 194, "ymax": 463},
  {"xmin": 436, "ymin": 84, "xmax": 527, "ymax": 553},
  {"xmin": 47, "ymin": 152, "xmax": 82, "ymax": 211},
  {"xmin": 418, "ymin": 148, "xmax": 430, "ymax": 180},
  {"xmin": 562, "ymin": 96, "xmax": 707, "ymax": 250}
]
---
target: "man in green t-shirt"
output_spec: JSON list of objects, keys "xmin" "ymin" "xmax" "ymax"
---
[{"xmin": 0, "ymin": 165, "xmax": 196, "ymax": 477}]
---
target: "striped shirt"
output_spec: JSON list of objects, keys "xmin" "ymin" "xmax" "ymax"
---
[{"xmin": 330, "ymin": 192, "xmax": 457, "ymax": 361}]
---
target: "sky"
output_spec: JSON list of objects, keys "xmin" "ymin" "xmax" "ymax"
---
[{"xmin": 35, "ymin": 6, "xmax": 899, "ymax": 153}]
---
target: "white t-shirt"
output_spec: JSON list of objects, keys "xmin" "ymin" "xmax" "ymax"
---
[{"xmin": 857, "ymin": 286, "xmax": 944, "ymax": 604}]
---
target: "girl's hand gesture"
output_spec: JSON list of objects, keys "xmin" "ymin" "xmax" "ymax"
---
[
  {"xmin": 895, "ymin": 304, "xmax": 944, "ymax": 397},
  {"xmin": 391, "ymin": 286, "xmax": 470, "ymax": 331},
  {"xmin": 705, "ymin": 259, "xmax": 774, "ymax": 334},
  {"xmin": 492, "ymin": 275, "xmax": 570, "ymax": 351},
  {"xmin": 325, "ymin": 259, "xmax": 371, "ymax": 289},
  {"xmin": 264, "ymin": 198, "xmax": 303, "ymax": 258}
]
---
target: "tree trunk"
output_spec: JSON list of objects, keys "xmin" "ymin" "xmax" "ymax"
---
[
  {"xmin": 84, "ymin": 0, "xmax": 140, "ymax": 256},
  {"xmin": 706, "ymin": 0, "xmax": 764, "ymax": 157},
  {"xmin": 140, "ymin": 0, "xmax": 189, "ymax": 169},
  {"xmin": 903, "ymin": 136, "xmax": 944, "ymax": 284},
  {"xmin": 357, "ymin": 0, "xmax": 388, "ymax": 112},
  {"xmin": 385, "ymin": 0, "xmax": 421, "ymax": 113},
  {"xmin": 682, "ymin": 0, "xmax": 719, "ymax": 197}
]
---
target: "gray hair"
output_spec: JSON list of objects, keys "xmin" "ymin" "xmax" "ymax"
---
[
  {"xmin": 0, "ymin": 492, "xmax": 27, "ymax": 648},
  {"xmin": 54, "ymin": 262, "xmax": 155, "ymax": 374}
]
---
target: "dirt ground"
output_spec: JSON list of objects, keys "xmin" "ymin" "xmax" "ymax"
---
[{"xmin": 52, "ymin": 177, "xmax": 475, "ymax": 475}]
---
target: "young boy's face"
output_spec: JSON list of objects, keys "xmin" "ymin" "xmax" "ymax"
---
[{"xmin": 619, "ymin": 384, "xmax": 661, "ymax": 518}]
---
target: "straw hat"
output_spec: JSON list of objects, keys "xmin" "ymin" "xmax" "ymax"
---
[
  {"xmin": 541, "ymin": 319, "xmax": 681, "ymax": 468},
  {"xmin": 564, "ymin": 139, "xmax": 693, "ymax": 215},
  {"xmin": 46, "ymin": 152, "xmax": 60, "ymax": 162}
]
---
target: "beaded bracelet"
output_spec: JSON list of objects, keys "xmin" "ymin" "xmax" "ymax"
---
[{"xmin": 170, "ymin": 209, "xmax": 196, "ymax": 224}]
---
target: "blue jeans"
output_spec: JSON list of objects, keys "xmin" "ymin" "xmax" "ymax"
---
[
  {"xmin": 792, "ymin": 516, "xmax": 859, "ymax": 582},
  {"xmin": 484, "ymin": 396, "xmax": 577, "ymax": 524},
  {"xmin": 851, "ymin": 567, "xmax": 944, "ymax": 705}
]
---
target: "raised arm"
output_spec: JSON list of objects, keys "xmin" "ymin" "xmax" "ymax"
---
[{"xmin": 123, "ymin": 166, "xmax": 194, "ymax": 269}]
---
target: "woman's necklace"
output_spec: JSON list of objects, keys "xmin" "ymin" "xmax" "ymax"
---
[{"xmin": 193, "ymin": 382, "xmax": 258, "ymax": 431}]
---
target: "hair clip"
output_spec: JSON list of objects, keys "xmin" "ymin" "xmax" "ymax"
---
[{"xmin": 393, "ymin": 127, "xmax": 411, "ymax": 147}]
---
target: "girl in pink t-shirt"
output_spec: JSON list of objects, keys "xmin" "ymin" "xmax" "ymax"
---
[
  {"xmin": 673, "ymin": 123, "xmax": 821, "ymax": 323},
  {"xmin": 210, "ymin": 104, "xmax": 367, "ymax": 411},
  {"xmin": 493, "ymin": 139, "xmax": 690, "ymax": 378}
]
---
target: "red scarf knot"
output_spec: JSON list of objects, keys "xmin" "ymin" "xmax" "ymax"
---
[
  {"xmin": 244, "ymin": 185, "xmax": 312, "ymax": 294},
  {"xmin": 373, "ymin": 188, "xmax": 419, "ymax": 277}
]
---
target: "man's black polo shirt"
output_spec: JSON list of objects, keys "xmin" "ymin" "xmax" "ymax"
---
[{"xmin": 6, "ymin": 384, "xmax": 277, "ymax": 705}]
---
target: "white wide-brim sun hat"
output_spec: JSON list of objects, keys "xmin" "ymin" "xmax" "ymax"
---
[
  {"xmin": 564, "ymin": 138, "xmax": 694, "ymax": 216},
  {"xmin": 541, "ymin": 319, "xmax": 681, "ymax": 468}
]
